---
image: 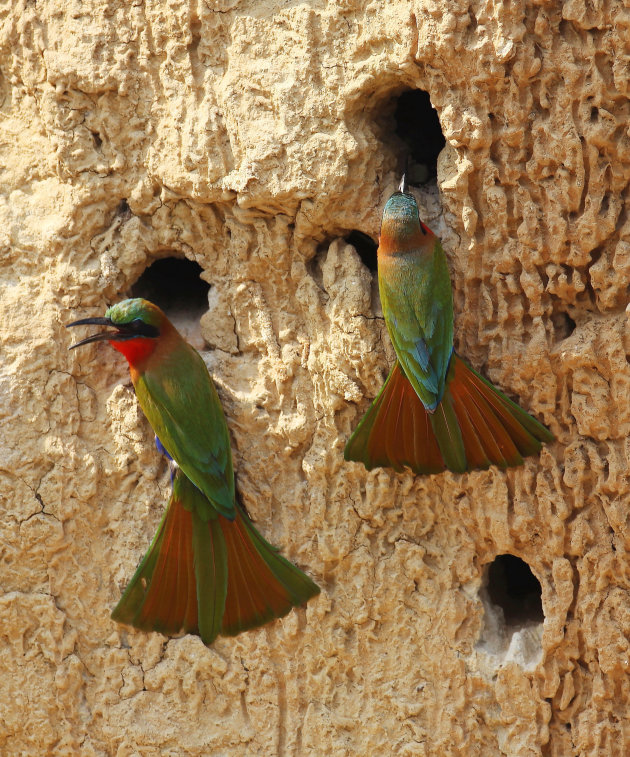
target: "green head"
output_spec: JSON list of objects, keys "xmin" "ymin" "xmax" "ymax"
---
[
  {"xmin": 379, "ymin": 175, "xmax": 434, "ymax": 255},
  {"xmin": 67, "ymin": 298, "xmax": 165, "ymax": 350},
  {"xmin": 105, "ymin": 299, "xmax": 164, "ymax": 330},
  {"xmin": 382, "ymin": 191, "xmax": 422, "ymax": 226}
]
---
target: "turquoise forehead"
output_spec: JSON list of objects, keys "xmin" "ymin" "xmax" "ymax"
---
[
  {"xmin": 106, "ymin": 298, "xmax": 162, "ymax": 326},
  {"xmin": 384, "ymin": 192, "xmax": 420, "ymax": 221}
]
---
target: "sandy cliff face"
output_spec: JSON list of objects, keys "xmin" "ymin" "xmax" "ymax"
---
[{"xmin": 1, "ymin": 1, "xmax": 629, "ymax": 754}]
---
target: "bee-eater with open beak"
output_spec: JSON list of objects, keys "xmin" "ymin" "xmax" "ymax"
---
[
  {"xmin": 345, "ymin": 177, "xmax": 553, "ymax": 475},
  {"xmin": 68, "ymin": 298, "xmax": 319, "ymax": 645}
]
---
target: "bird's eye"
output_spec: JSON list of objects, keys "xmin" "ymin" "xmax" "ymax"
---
[{"xmin": 124, "ymin": 318, "xmax": 160, "ymax": 338}]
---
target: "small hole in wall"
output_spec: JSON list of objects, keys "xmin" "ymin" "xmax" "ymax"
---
[
  {"xmin": 394, "ymin": 90, "xmax": 446, "ymax": 183},
  {"xmin": 117, "ymin": 199, "xmax": 131, "ymax": 219},
  {"xmin": 476, "ymin": 554, "xmax": 544, "ymax": 671},
  {"xmin": 131, "ymin": 257, "xmax": 210, "ymax": 317},
  {"xmin": 486, "ymin": 554, "xmax": 544, "ymax": 626},
  {"xmin": 552, "ymin": 311, "xmax": 576, "ymax": 341},
  {"xmin": 346, "ymin": 230, "xmax": 378, "ymax": 273},
  {"xmin": 131, "ymin": 257, "xmax": 210, "ymax": 347}
]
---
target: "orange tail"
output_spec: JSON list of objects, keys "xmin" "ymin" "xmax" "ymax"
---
[
  {"xmin": 344, "ymin": 362, "xmax": 445, "ymax": 474},
  {"xmin": 219, "ymin": 508, "xmax": 320, "ymax": 637},
  {"xmin": 111, "ymin": 473, "xmax": 319, "ymax": 644},
  {"xmin": 345, "ymin": 354, "xmax": 553, "ymax": 475},
  {"xmin": 111, "ymin": 495, "xmax": 200, "ymax": 637}
]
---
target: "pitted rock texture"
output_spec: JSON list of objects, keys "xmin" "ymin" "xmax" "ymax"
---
[{"xmin": 1, "ymin": 1, "xmax": 630, "ymax": 755}]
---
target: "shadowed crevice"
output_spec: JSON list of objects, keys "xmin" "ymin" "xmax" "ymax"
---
[
  {"xmin": 394, "ymin": 89, "xmax": 445, "ymax": 183},
  {"xmin": 346, "ymin": 230, "xmax": 378, "ymax": 273},
  {"xmin": 486, "ymin": 554, "xmax": 544, "ymax": 626},
  {"xmin": 131, "ymin": 257, "xmax": 210, "ymax": 322}
]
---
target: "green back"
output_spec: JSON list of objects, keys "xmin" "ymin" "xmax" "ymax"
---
[
  {"xmin": 379, "ymin": 237, "xmax": 454, "ymax": 410},
  {"xmin": 135, "ymin": 339, "xmax": 235, "ymax": 520}
]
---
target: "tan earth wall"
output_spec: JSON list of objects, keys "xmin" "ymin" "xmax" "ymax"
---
[{"xmin": 1, "ymin": 0, "xmax": 630, "ymax": 754}]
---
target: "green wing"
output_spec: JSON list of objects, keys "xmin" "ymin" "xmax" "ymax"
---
[
  {"xmin": 135, "ymin": 342, "xmax": 235, "ymax": 520},
  {"xmin": 379, "ymin": 239, "xmax": 454, "ymax": 410}
]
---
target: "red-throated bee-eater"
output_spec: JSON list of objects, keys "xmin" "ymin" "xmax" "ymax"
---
[
  {"xmin": 68, "ymin": 299, "xmax": 319, "ymax": 644},
  {"xmin": 345, "ymin": 177, "xmax": 553, "ymax": 474}
]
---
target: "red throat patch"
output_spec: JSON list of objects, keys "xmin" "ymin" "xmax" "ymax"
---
[{"xmin": 109, "ymin": 337, "xmax": 156, "ymax": 368}]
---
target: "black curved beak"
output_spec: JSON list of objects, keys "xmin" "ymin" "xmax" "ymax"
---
[{"xmin": 67, "ymin": 317, "xmax": 121, "ymax": 350}]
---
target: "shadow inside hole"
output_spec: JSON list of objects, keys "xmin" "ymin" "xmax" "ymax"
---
[
  {"xmin": 117, "ymin": 198, "xmax": 131, "ymax": 219},
  {"xmin": 394, "ymin": 90, "xmax": 445, "ymax": 184},
  {"xmin": 486, "ymin": 554, "xmax": 544, "ymax": 626},
  {"xmin": 475, "ymin": 554, "xmax": 544, "ymax": 672},
  {"xmin": 346, "ymin": 230, "xmax": 378, "ymax": 273},
  {"xmin": 131, "ymin": 257, "xmax": 210, "ymax": 347},
  {"xmin": 131, "ymin": 257, "xmax": 209, "ymax": 316},
  {"xmin": 551, "ymin": 311, "xmax": 576, "ymax": 341}
]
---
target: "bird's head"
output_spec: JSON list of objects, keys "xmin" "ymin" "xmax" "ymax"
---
[
  {"xmin": 378, "ymin": 174, "xmax": 434, "ymax": 255},
  {"xmin": 67, "ymin": 298, "xmax": 165, "ymax": 363}
]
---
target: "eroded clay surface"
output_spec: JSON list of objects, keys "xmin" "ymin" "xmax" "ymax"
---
[{"xmin": 1, "ymin": 1, "xmax": 630, "ymax": 754}]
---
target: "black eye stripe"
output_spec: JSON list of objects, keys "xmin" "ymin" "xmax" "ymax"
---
[{"xmin": 122, "ymin": 318, "xmax": 160, "ymax": 338}]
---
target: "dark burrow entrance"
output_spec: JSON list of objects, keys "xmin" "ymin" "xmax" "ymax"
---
[
  {"xmin": 131, "ymin": 256, "xmax": 210, "ymax": 347},
  {"xmin": 475, "ymin": 554, "xmax": 545, "ymax": 671},
  {"xmin": 345, "ymin": 88, "xmax": 447, "ymax": 275},
  {"xmin": 486, "ymin": 554, "xmax": 544, "ymax": 626},
  {"xmin": 131, "ymin": 257, "xmax": 209, "ymax": 317},
  {"xmin": 345, "ymin": 230, "xmax": 378, "ymax": 273},
  {"xmin": 393, "ymin": 89, "xmax": 445, "ymax": 184}
]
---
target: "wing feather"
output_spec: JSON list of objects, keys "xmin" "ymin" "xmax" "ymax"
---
[
  {"xmin": 379, "ymin": 238, "xmax": 454, "ymax": 411},
  {"xmin": 135, "ymin": 341, "xmax": 235, "ymax": 520}
]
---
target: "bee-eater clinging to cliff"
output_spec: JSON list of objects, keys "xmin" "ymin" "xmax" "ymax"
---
[
  {"xmin": 68, "ymin": 298, "xmax": 319, "ymax": 645},
  {"xmin": 345, "ymin": 178, "xmax": 553, "ymax": 475}
]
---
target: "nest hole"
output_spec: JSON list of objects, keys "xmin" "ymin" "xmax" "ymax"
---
[
  {"xmin": 131, "ymin": 257, "xmax": 210, "ymax": 346},
  {"xmin": 552, "ymin": 311, "xmax": 576, "ymax": 341},
  {"xmin": 393, "ymin": 89, "xmax": 445, "ymax": 183},
  {"xmin": 346, "ymin": 229, "xmax": 378, "ymax": 273},
  {"xmin": 486, "ymin": 554, "xmax": 544, "ymax": 627}
]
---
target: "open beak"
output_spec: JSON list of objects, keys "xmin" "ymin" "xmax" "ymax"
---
[{"xmin": 67, "ymin": 316, "xmax": 125, "ymax": 350}]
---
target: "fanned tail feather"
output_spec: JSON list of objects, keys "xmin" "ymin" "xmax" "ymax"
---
[
  {"xmin": 344, "ymin": 362, "xmax": 445, "ymax": 474},
  {"xmin": 447, "ymin": 353, "xmax": 554, "ymax": 468},
  {"xmin": 345, "ymin": 354, "xmax": 553, "ymax": 475},
  {"xmin": 112, "ymin": 471, "xmax": 319, "ymax": 644},
  {"xmin": 111, "ymin": 481, "xmax": 199, "ymax": 636},
  {"xmin": 428, "ymin": 392, "xmax": 467, "ymax": 473},
  {"xmin": 220, "ymin": 504, "xmax": 320, "ymax": 637},
  {"xmin": 192, "ymin": 508, "xmax": 228, "ymax": 645}
]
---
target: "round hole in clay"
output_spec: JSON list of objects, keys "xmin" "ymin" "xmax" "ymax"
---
[
  {"xmin": 131, "ymin": 257, "xmax": 210, "ymax": 347},
  {"xmin": 346, "ymin": 229, "xmax": 378, "ymax": 273},
  {"xmin": 551, "ymin": 310, "xmax": 576, "ymax": 341},
  {"xmin": 485, "ymin": 554, "xmax": 544, "ymax": 626},
  {"xmin": 476, "ymin": 554, "xmax": 544, "ymax": 671},
  {"xmin": 393, "ymin": 89, "xmax": 445, "ymax": 183}
]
